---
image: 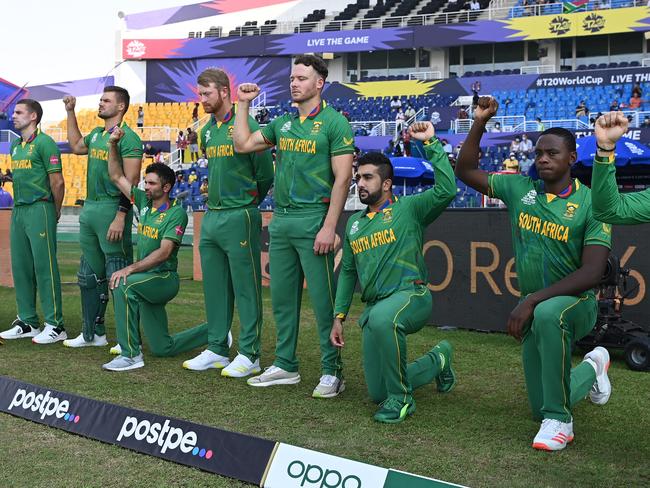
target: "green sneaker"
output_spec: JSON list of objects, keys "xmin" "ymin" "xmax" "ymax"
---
[
  {"xmin": 373, "ymin": 397, "xmax": 416, "ymax": 424},
  {"xmin": 433, "ymin": 340, "xmax": 457, "ymax": 393}
]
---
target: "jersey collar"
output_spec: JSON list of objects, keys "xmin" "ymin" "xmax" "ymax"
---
[
  {"xmin": 293, "ymin": 100, "xmax": 326, "ymax": 121},
  {"xmin": 103, "ymin": 121, "xmax": 125, "ymax": 136},
  {"xmin": 537, "ymin": 179, "xmax": 579, "ymax": 203},
  {"xmin": 212, "ymin": 103, "xmax": 236, "ymax": 128},
  {"xmin": 19, "ymin": 128, "xmax": 40, "ymax": 146},
  {"xmin": 365, "ymin": 195, "xmax": 397, "ymax": 219}
]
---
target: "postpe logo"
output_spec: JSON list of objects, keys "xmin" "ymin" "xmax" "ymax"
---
[
  {"xmin": 8, "ymin": 388, "xmax": 80, "ymax": 423},
  {"xmin": 116, "ymin": 416, "xmax": 213, "ymax": 459},
  {"xmin": 287, "ymin": 460, "xmax": 362, "ymax": 488}
]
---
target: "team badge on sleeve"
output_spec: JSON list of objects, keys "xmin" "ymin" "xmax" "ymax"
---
[
  {"xmin": 175, "ymin": 226, "xmax": 185, "ymax": 236},
  {"xmin": 49, "ymin": 155, "xmax": 60, "ymax": 165}
]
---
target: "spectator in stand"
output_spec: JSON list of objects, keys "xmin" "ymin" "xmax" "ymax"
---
[
  {"xmin": 491, "ymin": 121, "xmax": 502, "ymax": 133},
  {"xmin": 390, "ymin": 96, "xmax": 402, "ymax": 111},
  {"xmin": 575, "ymin": 100, "xmax": 589, "ymax": 117},
  {"xmin": 153, "ymin": 151, "xmax": 165, "ymax": 164},
  {"xmin": 403, "ymin": 129, "xmax": 412, "ymax": 157},
  {"xmin": 535, "ymin": 117, "xmax": 545, "ymax": 131},
  {"xmin": 143, "ymin": 143, "xmax": 156, "ymax": 161},
  {"xmin": 404, "ymin": 104, "xmax": 416, "ymax": 121},
  {"xmin": 642, "ymin": 116, "xmax": 650, "ymax": 128},
  {"xmin": 609, "ymin": 99, "xmax": 620, "ymax": 111},
  {"xmin": 457, "ymin": 107, "xmax": 469, "ymax": 120},
  {"xmin": 137, "ymin": 107, "xmax": 144, "ymax": 130},
  {"xmin": 1, "ymin": 168, "xmax": 12, "ymax": 187},
  {"xmin": 197, "ymin": 150, "xmax": 208, "ymax": 168},
  {"xmin": 200, "ymin": 177, "xmax": 208, "ymax": 201},
  {"xmin": 469, "ymin": 0, "xmax": 480, "ymax": 9},
  {"xmin": 255, "ymin": 107, "xmax": 270, "ymax": 125},
  {"xmin": 628, "ymin": 93, "xmax": 643, "ymax": 110},
  {"xmin": 188, "ymin": 170, "xmax": 197, "ymax": 185},
  {"xmin": 393, "ymin": 137, "xmax": 405, "ymax": 157},
  {"xmin": 453, "ymin": 142, "xmax": 463, "ymax": 158},
  {"xmin": 632, "ymin": 83, "xmax": 642, "ymax": 98},
  {"xmin": 519, "ymin": 134, "xmax": 533, "ymax": 157},
  {"xmin": 192, "ymin": 102, "xmax": 200, "ymax": 123},
  {"xmin": 471, "ymin": 80, "xmax": 481, "ymax": 106},
  {"xmin": 430, "ymin": 110, "xmax": 441, "ymax": 125},
  {"xmin": 176, "ymin": 130, "xmax": 187, "ymax": 163},
  {"xmin": 187, "ymin": 127, "xmax": 199, "ymax": 162},
  {"xmin": 384, "ymin": 139, "xmax": 395, "ymax": 156},
  {"xmin": 0, "ymin": 185, "xmax": 13, "ymax": 207},
  {"xmin": 441, "ymin": 138, "xmax": 453, "ymax": 155},
  {"xmin": 395, "ymin": 108, "xmax": 406, "ymax": 138},
  {"xmin": 510, "ymin": 137, "xmax": 521, "ymax": 156},
  {"xmin": 519, "ymin": 154, "xmax": 534, "ymax": 175},
  {"xmin": 503, "ymin": 153, "xmax": 519, "ymax": 172}
]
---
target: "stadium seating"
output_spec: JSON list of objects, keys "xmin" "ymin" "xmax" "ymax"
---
[{"xmin": 510, "ymin": 0, "xmax": 637, "ymax": 18}]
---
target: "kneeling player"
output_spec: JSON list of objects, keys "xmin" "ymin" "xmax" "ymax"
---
[
  {"xmin": 456, "ymin": 97, "xmax": 612, "ymax": 451},
  {"xmin": 101, "ymin": 128, "xmax": 208, "ymax": 371},
  {"xmin": 331, "ymin": 122, "xmax": 457, "ymax": 424}
]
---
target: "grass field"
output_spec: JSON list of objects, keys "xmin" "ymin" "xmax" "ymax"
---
[{"xmin": 0, "ymin": 242, "xmax": 648, "ymax": 488}]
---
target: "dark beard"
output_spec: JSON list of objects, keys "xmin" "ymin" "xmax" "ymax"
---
[{"xmin": 359, "ymin": 189, "xmax": 383, "ymax": 206}]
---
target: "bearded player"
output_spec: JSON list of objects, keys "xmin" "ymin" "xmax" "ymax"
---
[
  {"xmin": 331, "ymin": 121, "xmax": 457, "ymax": 423},
  {"xmin": 62, "ymin": 87, "xmax": 142, "ymax": 350},
  {"xmin": 456, "ymin": 97, "xmax": 612, "ymax": 451}
]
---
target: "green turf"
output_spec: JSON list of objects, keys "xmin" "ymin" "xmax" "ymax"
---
[{"xmin": 0, "ymin": 242, "xmax": 648, "ymax": 488}]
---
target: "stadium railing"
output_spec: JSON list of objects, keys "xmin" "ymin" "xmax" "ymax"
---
[{"xmin": 408, "ymin": 71, "xmax": 442, "ymax": 81}]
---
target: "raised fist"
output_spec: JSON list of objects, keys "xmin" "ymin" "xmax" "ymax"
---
[
  {"xmin": 595, "ymin": 111, "xmax": 628, "ymax": 149},
  {"xmin": 237, "ymin": 83, "xmax": 261, "ymax": 103},
  {"xmin": 63, "ymin": 95, "xmax": 76, "ymax": 112},
  {"xmin": 109, "ymin": 127, "xmax": 124, "ymax": 144},
  {"xmin": 408, "ymin": 121, "xmax": 435, "ymax": 141},
  {"xmin": 474, "ymin": 96, "xmax": 498, "ymax": 123}
]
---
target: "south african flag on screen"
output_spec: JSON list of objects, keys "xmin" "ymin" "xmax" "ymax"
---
[{"xmin": 563, "ymin": 0, "xmax": 589, "ymax": 12}]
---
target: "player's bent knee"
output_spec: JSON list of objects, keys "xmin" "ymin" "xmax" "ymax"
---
[{"xmin": 532, "ymin": 300, "xmax": 561, "ymax": 327}]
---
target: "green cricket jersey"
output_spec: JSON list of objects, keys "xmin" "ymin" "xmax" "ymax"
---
[
  {"xmin": 84, "ymin": 123, "xmax": 142, "ymax": 201},
  {"xmin": 487, "ymin": 173, "xmax": 612, "ymax": 297},
  {"xmin": 591, "ymin": 154, "xmax": 650, "ymax": 224},
  {"xmin": 131, "ymin": 187, "xmax": 187, "ymax": 273},
  {"xmin": 200, "ymin": 106, "xmax": 274, "ymax": 209},
  {"xmin": 10, "ymin": 129, "xmax": 62, "ymax": 206},
  {"xmin": 334, "ymin": 141, "xmax": 455, "ymax": 316},
  {"xmin": 260, "ymin": 100, "xmax": 354, "ymax": 209}
]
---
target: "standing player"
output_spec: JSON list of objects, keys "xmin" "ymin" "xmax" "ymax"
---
[
  {"xmin": 234, "ymin": 55, "xmax": 354, "ymax": 397},
  {"xmin": 331, "ymin": 122, "xmax": 457, "ymax": 423},
  {"xmin": 62, "ymin": 87, "xmax": 142, "ymax": 349},
  {"xmin": 102, "ymin": 128, "xmax": 208, "ymax": 371},
  {"xmin": 182, "ymin": 68, "xmax": 273, "ymax": 377},
  {"xmin": 456, "ymin": 97, "xmax": 613, "ymax": 451},
  {"xmin": 0, "ymin": 100, "xmax": 66, "ymax": 344}
]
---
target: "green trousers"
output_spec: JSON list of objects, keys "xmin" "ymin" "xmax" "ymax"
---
[
  {"xmin": 10, "ymin": 202, "xmax": 63, "ymax": 328},
  {"xmin": 199, "ymin": 208, "xmax": 263, "ymax": 360},
  {"xmin": 113, "ymin": 271, "xmax": 207, "ymax": 358},
  {"xmin": 522, "ymin": 294, "xmax": 598, "ymax": 423},
  {"xmin": 359, "ymin": 286, "xmax": 440, "ymax": 405},
  {"xmin": 269, "ymin": 209, "xmax": 342, "ymax": 377},
  {"xmin": 79, "ymin": 200, "xmax": 133, "ymax": 337}
]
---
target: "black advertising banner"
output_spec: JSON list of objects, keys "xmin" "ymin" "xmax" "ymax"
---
[{"xmin": 0, "ymin": 376, "xmax": 276, "ymax": 485}]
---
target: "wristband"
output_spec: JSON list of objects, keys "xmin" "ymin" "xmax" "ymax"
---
[
  {"xmin": 118, "ymin": 193, "xmax": 133, "ymax": 213},
  {"xmin": 596, "ymin": 143, "xmax": 615, "ymax": 152},
  {"xmin": 335, "ymin": 313, "xmax": 346, "ymax": 321},
  {"xmin": 423, "ymin": 138, "xmax": 437, "ymax": 147}
]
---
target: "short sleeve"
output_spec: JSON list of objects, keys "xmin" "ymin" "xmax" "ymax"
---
[
  {"xmin": 130, "ymin": 186, "xmax": 147, "ymax": 210},
  {"xmin": 83, "ymin": 128, "xmax": 97, "ymax": 149},
  {"xmin": 260, "ymin": 117, "xmax": 279, "ymax": 146},
  {"xmin": 584, "ymin": 210, "xmax": 612, "ymax": 249},
  {"xmin": 487, "ymin": 173, "xmax": 528, "ymax": 206},
  {"xmin": 161, "ymin": 208, "xmax": 188, "ymax": 244},
  {"xmin": 328, "ymin": 114, "xmax": 355, "ymax": 156},
  {"xmin": 119, "ymin": 129, "xmax": 143, "ymax": 158},
  {"xmin": 39, "ymin": 135, "xmax": 62, "ymax": 174}
]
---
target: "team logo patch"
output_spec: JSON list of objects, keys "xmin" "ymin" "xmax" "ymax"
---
[
  {"xmin": 521, "ymin": 189, "xmax": 537, "ymax": 206},
  {"xmin": 280, "ymin": 121, "xmax": 292, "ymax": 133},
  {"xmin": 12, "ymin": 147, "xmax": 16, "ymax": 156},
  {"xmin": 343, "ymin": 137, "xmax": 354, "ymax": 146},
  {"xmin": 310, "ymin": 121, "xmax": 322, "ymax": 135},
  {"xmin": 91, "ymin": 133, "xmax": 98, "ymax": 144},
  {"xmin": 382, "ymin": 208, "xmax": 393, "ymax": 223},
  {"xmin": 227, "ymin": 126, "xmax": 234, "ymax": 139},
  {"xmin": 156, "ymin": 213, "xmax": 166, "ymax": 223},
  {"xmin": 140, "ymin": 206, "xmax": 149, "ymax": 217},
  {"xmin": 350, "ymin": 220, "xmax": 359, "ymax": 235},
  {"xmin": 49, "ymin": 155, "xmax": 59, "ymax": 165},
  {"xmin": 175, "ymin": 225, "xmax": 184, "ymax": 236},
  {"xmin": 563, "ymin": 202, "xmax": 579, "ymax": 219},
  {"xmin": 602, "ymin": 223, "xmax": 612, "ymax": 234},
  {"xmin": 204, "ymin": 129, "xmax": 211, "ymax": 143},
  {"xmin": 28, "ymin": 145, "xmax": 34, "ymax": 155},
  {"xmin": 240, "ymin": 240, "xmax": 248, "ymax": 247}
]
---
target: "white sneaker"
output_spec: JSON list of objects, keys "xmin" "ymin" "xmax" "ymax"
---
[
  {"xmin": 64, "ymin": 333, "xmax": 108, "ymax": 348},
  {"xmin": 584, "ymin": 346, "xmax": 612, "ymax": 405},
  {"xmin": 110, "ymin": 343, "xmax": 142, "ymax": 356},
  {"xmin": 312, "ymin": 375, "xmax": 345, "ymax": 398},
  {"xmin": 532, "ymin": 418, "xmax": 574, "ymax": 451},
  {"xmin": 221, "ymin": 354, "xmax": 261, "ymax": 378},
  {"xmin": 32, "ymin": 324, "xmax": 67, "ymax": 344},
  {"xmin": 0, "ymin": 319, "xmax": 40, "ymax": 340},
  {"xmin": 182, "ymin": 349, "xmax": 230, "ymax": 371},
  {"xmin": 102, "ymin": 353, "xmax": 145, "ymax": 372},
  {"xmin": 247, "ymin": 365, "xmax": 301, "ymax": 387}
]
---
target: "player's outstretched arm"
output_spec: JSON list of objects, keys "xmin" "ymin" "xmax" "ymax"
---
[
  {"xmin": 455, "ymin": 96, "xmax": 498, "ymax": 195},
  {"xmin": 63, "ymin": 96, "xmax": 88, "ymax": 155},
  {"xmin": 506, "ymin": 244, "xmax": 609, "ymax": 341},
  {"xmin": 107, "ymin": 127, "xmax": 134, "ymax": 198},
  {"xmin": 591, "ymin": 111, "xmax": 650, "ymax": 224},
  {"xmin": 233, "ymin": 84, "xmax": 273, "ymax": 153}
]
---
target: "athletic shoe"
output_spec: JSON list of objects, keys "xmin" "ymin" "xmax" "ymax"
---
[
  {"xmin": 247, "ymin": 365, "xmax": 301, "ymax": 387},
  {"xmin": 0, "ymin": 319, "xmax": 40, "ymax": 340},
  {"xmin": 102, "ymin": 353, "xmax": 145, "ymax": 372},
  {"xmin": 32, "ymin": 324, "xmax": 67, "ymax": 344},
  {"xmin": 63, "ymin": 333, "xmax": 108, "ymax": 348},
  {"xmin": 374, "ymin": 397, "xmax": 416, "ymax": 424},
  {"xmin": 227, "ymin": 330, "xmax": 233, "ymax": 348},
  {"xmin": 432, "ymin": 340, "xmax": 457, "ymax": 393},
  {"xmin": 312, "ymin": 375, "xmax": 345, "ymax": 398},
  {"xmin": 110, "ymin": 343, "xmax": 142, "ymax": 356},
  {"xmin": 532, "ymin": 418, "xmax": 574, "ymax": 451},
  {"xmin": 221, "ymin": 354, "xmax": 261, "ymax": 378},
  {"xmin": 183, "ymin": 349, "xmax": 230, "ymax": 371},
  {"xmin": 584, "ymin": 346, "xmax": 611, "ymax": 406}
]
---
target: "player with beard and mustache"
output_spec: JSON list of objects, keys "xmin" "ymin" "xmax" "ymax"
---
[
  {"xmin": 234, "ymin": 55, "xmax": 354, "ymax": 398},
  {"xmin": 62, "ymin": 87, "xmax": 142, "ymax": 351},
  {"xmin": 181, "ymin": 68, "xmax": 274, "ymax": 377},
  {"xmin": 330, "ymin": 121, "xmax": 457, "ymax": 423}
]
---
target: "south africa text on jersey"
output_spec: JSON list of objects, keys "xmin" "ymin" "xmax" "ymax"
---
[
  {"xmin": 518, "ymin": 211, "xmax": 570, "ymax": 243},
  {"xmin": 278, "ymin": 137, "xmax": 317, "ymax": 154},
  {"xmin": 350, "ymin": 228, "xmax": 397, "ymax": 255}
]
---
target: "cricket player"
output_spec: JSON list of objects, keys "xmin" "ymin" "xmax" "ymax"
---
[
  {"xmin": 182, "ymin": 68, "xmax": 273, "ymax": 377},
  {"xmin": 455, "ymin": 97, "xmax": 612, "ymax": 451},
  {"xmin": 590, "ymin": 112, "xmax": 650, "ymax": 223},
  {"xmin": 234, "ymin": 55, "xmax": 354, "ymax": 397},
  {"xmin": 331, "ymin": 121, "xmax": 457, "ymax": 424},
  {"xmin": 62, "ymin": 87, "xmax": 142, "ymax": 350},
  {"xmin": 102, "ymin": 127, "xmax": 208, "ymax": 371},
  {"xmin": 0, "ymin": 100, "xmax": 66, "ymax": 344}
]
